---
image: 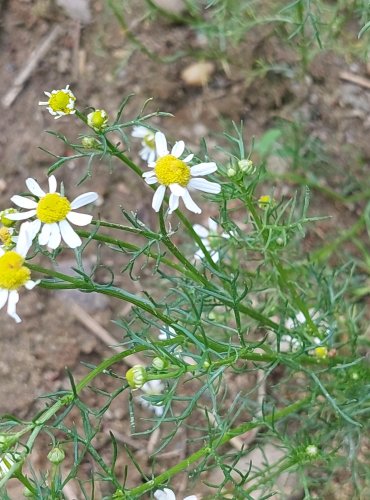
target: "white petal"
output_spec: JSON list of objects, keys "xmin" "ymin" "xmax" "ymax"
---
[
  {"xmin": 48, "ymin": 223, "xmax": 62, "ymax": 249},
  {"xmin": 7, "ymin": 290, "xmax": 21, "ymax": 323},
  {"xmin": 38, "ymin": 224, "xmax": 52, "ymax": 246},
  {"xmin": 66, "ymin": 211, "xmax": 93, "ymax": 226},
  {"xmin": 71, "ymin": 192, "xmax": 98, "ymax": 210},
  {"xmin": 169, "ymin": 183, "xmax": 186, "ymax": 196},
  {"xmin": 25, "ymin": 219, "xmax": 42, "ymax": 241},
  {"xmin": 145, "ymin": 176, "xmax": 158, "ymax": 185},
  {"xmin": 142, "ymin": 170, "xmax": 156, "ymax": 178},
  {"xmin": 25, "ymin": 178, "xmax": 45, "ymax": 197},
  {"xmin": 208, "ymin": 218, "xmax": 218, "ymax": 232},
  {"xmin": 139, "ymin": 146, "xmax": 154, "ymax": 162},
  {"xmin": 154, "ymin": 489, "xmax": 176, "ymax": 500},
  {"xmin": 0, "ymin": 289, "xmax": 9, "ymax": 310},
  {"xmin": 171, "ymin": 140, "xmax": 185, "ymax": 158},
  {"xmin": 48, "ymin": 175, "xmax": 57, "ymax": 193},
  {"xmin": 6, "ymin": 210, "xmax": 36, "ymax": 221},
  {"xmin": 193, "ymin": 224, "xmax": 209, "ymax": 238},
  {"xmin": 184, "ymin": 153, "xmax": 194, "ymax": 163},
  {"xmin": 182, "ymin": 190, "xmax": 202, "ymax": 214},
  {"xmin": 147, "ymin": 149, "xmax": 156, "ymax": 163},
  {"xmin": 131, "ymin": 126, "xmax": 147, "ymax": 138},
  {"xmin": 168, "ymin": 194, "xmax": 179, "ymax": 213},
  {"xmin": 184, "ymin": 496, "xmax": 198, "ymax": 500},
  {"xmin": 188, "ymin": 178, "xmax": 221, "ymax": 194},
  {"xmin": 25, "ymin": 280, "xmax": 38, "ymax": 290},
  {"xmin": 59, "ymin": 219, "xmax": 82, "ymax": 248},
  {"xmin": 148, "ymin": 161, "xmax": 156, "ymax": 169},
  {"xmin": 152, "ymin": 185, "xmax": 166, "ymax": 212},
  {"xmin": 155, "ymin": 132, "xmax": 169, "ymax": 157},
  {"xmin": 16, "ymin": 222, "xmax": 34, "ymax": 257},
  {"xmin": 10, "ymin": 195, "xmax": 37, "ymax": 209},
  {"xmin": 190, "ymin": 162, "xmax": 217, "ymax": 176}
]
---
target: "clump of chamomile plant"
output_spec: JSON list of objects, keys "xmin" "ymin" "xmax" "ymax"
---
[{"xmin": 0, "ymin": 84, "xmax": 367, "ymax": 499}]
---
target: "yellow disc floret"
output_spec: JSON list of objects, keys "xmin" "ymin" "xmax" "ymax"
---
[
  {"xmin": 0, "ymin": 227, "xmax": 13, "ymax": 248},
  {"xmin": 154, "ymin": 155, "xmax": 191, "ymax": 187},
  {"xmin": 0, "ymin": 251, "xmax": 30, "ymax": 290},
  {"xmin": 48, "ymin": 91, "xmax": 75, "ymax": 114},
  {"xmin": 36, "ymin": 193, "xmax": 71, "ymax": 223}
]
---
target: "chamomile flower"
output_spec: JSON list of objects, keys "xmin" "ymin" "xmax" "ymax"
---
[
  {"xmin": 0, "ymin": 226, "xmax": 16, "ymax": 250},
  {"xmin": 0, "ymin": 222, "xmax": 38, "ymax": 323},
  {"xmin": 139, "ymin": 380, "xmax": 165, "ymax": 417},
  {"xmin": 87, "ymin": 109, "xmax": 109, "ymax": 132},
  {"xmin": 143, "ymin": 132, "xmax": 221, "ymax": 214},
  {"xmin": 39, "ymin": 85, "xmax": 76, "ymax": 119},
  {"xmin": 193, "ymin": 217, "xmax": 230, "ymax": 263},
  {"xmin": 7, "ymin": 176, "xmax": 98, "ymax": 250},
  {"xmin": 132, "ymin": 126, "xmax": 156, "ymax": 162},
  {"xmin": 154, "ymin": 488, "xmax": 198, "ymax": 500}
]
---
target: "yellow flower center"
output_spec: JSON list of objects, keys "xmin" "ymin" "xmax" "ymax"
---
[
  {"xmin": 88, "ymin": 110, "xmax": 108, "ymax": 130},
  {"xmin": 143, "ymin": 133, "xmax": 155, "ymax": 149},
  {"xmin": 36, "ymin": 193, "xmax": 71, "ymax": 223},
  {"xmin": 0, "ymin": 251, "xmax": 31, "ymax": 290},
  {"xmin": 0, "ymin": 227, "xmax": 13, "ymax": 247},
  {"xmin": 154, "ymin": 155, "xmax": 191, "ymax": 187},
  {"xmin": 48, "ymin": 91, "xmax": 75, "ymax": 113}
]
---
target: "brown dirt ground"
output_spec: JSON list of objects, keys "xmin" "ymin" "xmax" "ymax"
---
[{"xmin": 0, "ymin": 1, "xmax": 369, "ymax": 499}]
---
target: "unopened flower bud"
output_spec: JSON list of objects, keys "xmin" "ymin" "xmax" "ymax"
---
[
  {"xmin": 47, "ymin": 446, "xmax": 65, "ymax": 465},
  {"xmin": 258, "ymin": 195, "xmax": 272, "ymax": 208},
  {"xmin": 81, "ymin": 136, "xmax": 101, "ymax": 149},
  {"xmin": 276, "ymin": 237, "xmax": 284, "ymax": 246},
  {"xmin": 126, "ymin": 365, "xmax": 147, "ymax": 389},
  {"xmin": 87, "ymin": 109, "xmax": 109, "ymax": 132},
  {"xmin": 152, "ymin": 357, "xmax": 168, "ymax": 371},
  {"xmin": 0, "ymin": 209, "xmax": 18, "ymax": 227},
  {"xmin": 305, "ymin": 444, "xmax": 318, "ymax": 457},
  {"xmin": 227, "ymin": 167, "xmax": 237, "ymax": 177},
  {"xmin": 238, "ymin": 159, "xmax": 255, "ymax": 175},
  {"xmin": 314, "ymin": 346, "xmax": 328, "ymax": 359}
]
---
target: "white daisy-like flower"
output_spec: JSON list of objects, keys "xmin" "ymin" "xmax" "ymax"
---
[
  {"xmin": 38, "ymin": 85, "xmax": 76, "ymax": 119},
  {"xmin": 139, "ymin": 380, "xmax": 165, "ymax": 417},
  {"xmin": 143, "ymin": 132, "xmax": 221, "ymax": 214},
  {"xmin": 7, "ymin": 175, "xmax": 98, "ymax": 250},
  {"xmin": 0, "ymin": 222, "xmax": 38, "ymax": 323},
  {"xmin": 132, "ymin": 125, "xmax": 156, "ymax": 163},
  {"xmin": 154, "ymin": 488, "xmax": 198, "ymax": 500},
  {"xmin": 193, "ymin": 217, "xmax": 230, "ymax": 263}
]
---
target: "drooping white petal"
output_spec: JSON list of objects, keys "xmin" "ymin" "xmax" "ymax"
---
[
  {"xmin": 66, "ymin": 211, "xmax": 92, "ymax": 226},
  {"xmin": 6, "ymin": 210, "xmax": 36, "ymax": 221},
  {"xmin": 132, "ymin": 126, "xmax": 148, "ymax": 138},
  {"xmin": 188, "ymin": 178, "xmax": 221, "ymax": 194},
  {"xmin": 139, "ymin": 146, "xmax": 155, "ymax": 162},
  {"xmin": 10, "ymin": 195, "xmax": 37, "ymax": 210},
  {"xmin": 25, "ymin": 280, "xmax": 38, "ymax": 290},
  {"xmin": 142, "ymin": 170, "xmax": 156, "ymax": 178},
  {"xmin": 168, "ymin": 194, "xmax": 179, "ymax": 213},
  {"xmin": 154, "ymin": 488, "xmax": 176, "ymax": 500},
  {"xmin": 171, "ymin": 140, "xmax": 185, "ymax": 158},
  {"xmin": 38, "ymin": 224, "xmax": 52, "ymax": 246},
  {"xmin": 208, "ymin": 217, "xmax": 218, "ymax": 232},
  {"xmin": 71, "ymin": 192, "xmax": 98, "ymax": 210},
  {"xmin": 193, "ymin": 224, "xmax": 209, "ymax": 238},
  {"xmin": 25, "ymin": 219, "xmax": 42, "ymax": 242},
  {"xmin": 184, "ymin": 496, "xmax": 198, "ymax": 500},
  {"xmin": 25, "ymin": 178, "xmax": 45, "ymax": 197},
  {"xmin": 145, "ymin": 176, "xmax": 158, "ymax": 185},
  {"xmin": 169, "ymin": 183, "xmax": 186, "ymax": 196},
  {"xmin": 16, "ymin": 222, "xmax": 35, "ymax": 257},
  {"xmin": 48, "ymin": 223, "xmax": 62, "ymax": 249},
  {"xmin": 182, "ymin": 189, "xmax": 202, "ymax": 214},
  {"xmin": 152, "ymin": 185, "xmax": 166, "ymax": 212},
  {"xmin": 48, "ymin": 175, "xmax": 57, "ymax": 193},
  {"xmin": 183, "ymin": 153, "xmax": 194, "ymax": 163},
  {"xmin": 59, "ymin": 219, "xmax": 82, "ymax": 248},
  {"xmin": 0, "ymin": 289, "xmax": 9, "ymax": 310},
  {"xmin": 7, "ymin": 290, "xmax": 21, "ymax": 323},
  {"xmin": 190, "ymin": 162, "xmax": 217, "ymax": 176},
  {"xmin": 155, "ymin": 132, "xmax": 169, "ymax": 157}
]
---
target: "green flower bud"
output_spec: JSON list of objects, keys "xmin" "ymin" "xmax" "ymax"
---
[
  {"xmin": 126, "ymin": 365, "xmax": 147, "ymax": 389},
  {"xmin": 305, "ymin": 444, "xmax": 318, "ymax": 457},
  {"xmin": 152, "ymin": 357, "xmax": 168, "ymax": 371},
  {"xmin": 47, "ymin": 446, "xmax": 65, "ymax": 465},
  {"xmin": 227, "ymin": 167, "xmax": 237, "ymax": 177},
  {"xmin": 87, "ymin": 109, "xmax": 109, "ymax": 132},
  {"xmin": 238, "ymin": 159, "xmax": 255, "ymax": 175},
  {"xmin": 81, "ymin": 136, "xmax": 101, "ymax": 149},
  {"xmin": 0, "ymin": 208, "xmax": 18, "ymax": 227}
]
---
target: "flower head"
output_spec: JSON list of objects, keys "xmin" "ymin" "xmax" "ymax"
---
[
  {"xmin": 0, "ymin": 208, "xmax": 18, "ymax": 227},
  {"xmin": 87, "ymin": 109, "xmax": 109, "ymax": 132},
  {"xmin": 132, "ymin": 126, "xmax": 156, "ymax": 163},
  {"xmin": 126, "ymin": 365, "xmax": 147, "ymax": 390},
  {"xmin": 139, "ymin": 379, "xmax": 165, "ymax": 417},
  {"xmin": 154, "ymin": 488, "xmax": 197, "ymax": 500},
  {"xmin": 143, "ymin": 132, "xmax": 221, "ymax": 214},
  {"xmin": 39, "ymin": 85, "xmax": 76, "ymax": 119},
  {"xmin": 0, "ymin": 226, "xmax": 15, "ymax": 250},
  {"xmin": 7, "ymin": 176, "xmax": 98, "ymax": 250},
  {"xmin": 193, "ymin": 217, "xmax": 229, "ymax": 263},
  {"xmin": 0, "ymin": 222, "xmax": 38, "ymax": 323},
  {"xmin": 258, "ymin": 195, "xmax": 272, "ymax": 208}
]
